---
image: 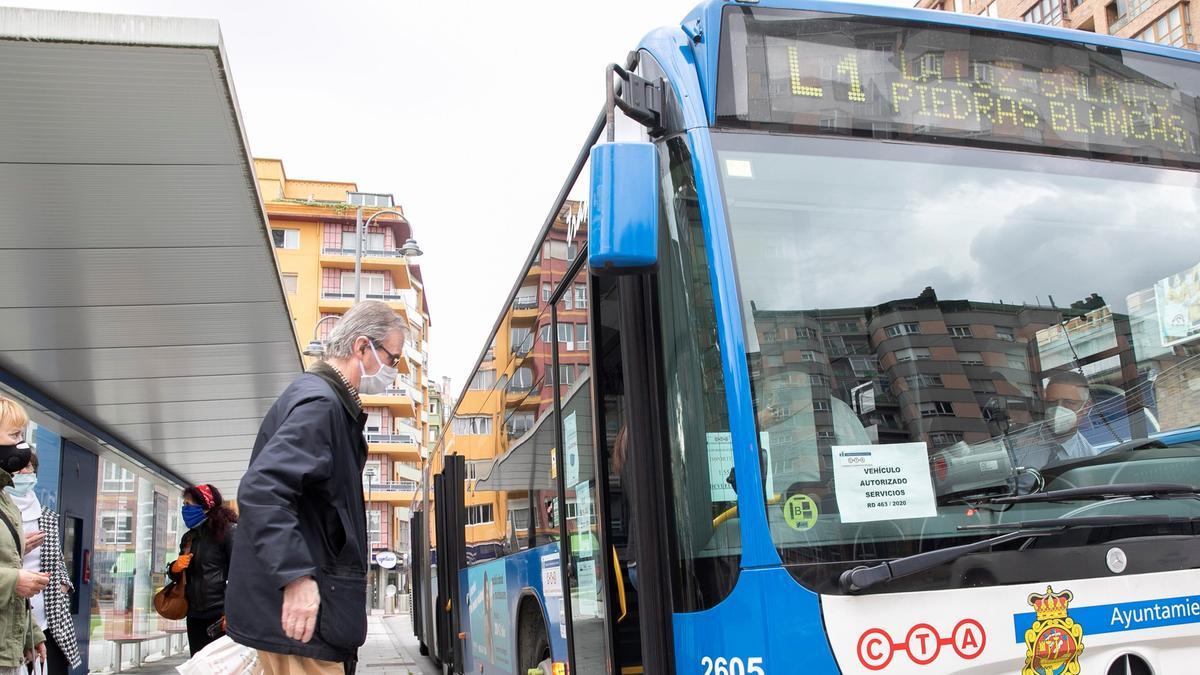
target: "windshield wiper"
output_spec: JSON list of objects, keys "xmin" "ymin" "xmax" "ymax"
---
[
  {"xmin": 839, "ymin": 529, "xmax": 1052, "ymax": 593},
  {"xmin": 957, "ymin": 514, "xmax": 1199, "ymax": 531},
  {"xmin": 838, "ymin": 512, "xmax": 1200, "ymax": 594},
  {"xmin": 988, "ymin": 482, "xmax": 1197, "ymax": 505}
]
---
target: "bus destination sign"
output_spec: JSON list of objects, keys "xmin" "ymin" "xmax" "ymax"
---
[{"xmin": 719, "ymin": 9, "xmax": 1200, "ymax": 166}]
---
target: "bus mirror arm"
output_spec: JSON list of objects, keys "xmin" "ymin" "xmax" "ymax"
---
[{"xmin": 838, "ymin": 529, "xmax": 1050, "ymax": 594}]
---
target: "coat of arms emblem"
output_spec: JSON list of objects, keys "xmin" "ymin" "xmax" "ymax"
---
[{"xmin": 1022, "ymin": 586, "xmax": 1084, "ymax": 675}]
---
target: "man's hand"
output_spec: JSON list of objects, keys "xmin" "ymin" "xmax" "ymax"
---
[
  {"xmin": 281, "ymin": 576, "xmax": 319, "ymax": 643},
  {"xmin": 15, "ymin": 571, "xmax": 48, "ymax": 599},
  {"xmin": 34, "ymin": 641, "xmax": 45, "ymax": 662},
  {"xmin": 23, "ymin": 531, "xmax": 44, "ymax": 552}
]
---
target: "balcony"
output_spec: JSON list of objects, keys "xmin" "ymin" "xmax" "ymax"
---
[
  {"xmin": 362, "ymin": 481, "xmax": 416, "ymax": 503},
  {"xmin": 318, "ymin": 288, "xmax": 409, "ymax": 320},
  {"xmin": 360, "ymin": 390, "xmax": 416, "ymax": 417},
  {"xmin": 364, "ymin": 432, "xmax": 420, "ymax": 458},
  {"xmin": 319, "ymin": 248, "xmax": 413, "ymax": 289}
]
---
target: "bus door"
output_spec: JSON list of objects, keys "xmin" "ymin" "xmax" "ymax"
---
[
  {"xmin": 550, "ymin": 262, "xmax": 675, "ymax": 675},
  {"xmin": 434, "ymin": 457, "xmax": 467, "ymax": 673}
]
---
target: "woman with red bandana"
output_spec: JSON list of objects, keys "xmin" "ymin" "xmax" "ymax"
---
[{"xmin": 167, "ymin": 484, "xmax": 238, "ymax": 655}]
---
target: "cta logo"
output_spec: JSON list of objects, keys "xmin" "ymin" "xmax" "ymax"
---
[{"xmin": 857, "ymin": 618, "xmax": 986, "ymax": 670}]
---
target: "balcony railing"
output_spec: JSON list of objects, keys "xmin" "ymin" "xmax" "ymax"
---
[
  {"xmin": 363, "ymin": 481, "xmax": 417, "ymax": 492},
  {"xmin": 323, "ymin": 246, "xmax": 407, "ymax": 258},
  {"xmin": 364, "ymin": 432, "xmax": 418, "ymax": 445},
  {"xmin": 512, "ymin": 297, "xmax": 538, "ymax": 310},
  {"xmin": 321, "ymin": 290, "xmax": 406, "ymax": 302}
]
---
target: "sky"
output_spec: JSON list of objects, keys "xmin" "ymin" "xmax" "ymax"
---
[{"xmin": 23, "ymin": 0, "xmax": 906, "ymax": 393}]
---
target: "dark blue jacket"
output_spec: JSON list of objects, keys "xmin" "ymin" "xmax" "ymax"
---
[{"xmin": 225, "ymin": 371, "xmax": 369, "ymax": 663}]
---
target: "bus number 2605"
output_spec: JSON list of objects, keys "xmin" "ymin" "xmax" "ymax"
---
[{"xmin": 700, "ymin": 656, "xmax": 764, "ymax": 675}]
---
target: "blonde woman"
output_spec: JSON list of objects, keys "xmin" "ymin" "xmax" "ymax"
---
[{"xmin": 0, "ymin": 398, "xmax": 48, "ymax": 675}]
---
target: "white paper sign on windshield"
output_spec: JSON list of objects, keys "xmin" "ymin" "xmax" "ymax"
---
[{"xmin": 832, "ymin": 443, "xmax": 937, "ymax": 523}]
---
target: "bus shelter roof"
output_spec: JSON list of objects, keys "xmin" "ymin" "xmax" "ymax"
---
[{"xmin": 0, "ymin": 8, "xmax": 302, "ymax": 497}]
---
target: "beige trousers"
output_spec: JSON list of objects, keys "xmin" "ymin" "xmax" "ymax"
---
[{"xmin": 258, "ymin": 650, "xmax": 344, "ymax": 675}]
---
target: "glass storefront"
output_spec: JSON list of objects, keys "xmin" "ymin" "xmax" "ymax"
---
[{"xmin": 88, "ymin": 455, "xmax": 185, "ymax": 671}]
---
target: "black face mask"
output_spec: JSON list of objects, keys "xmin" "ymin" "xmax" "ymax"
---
[{"xmin": 0, "ymin": 441, "xmax": 31, "ymax": 475}]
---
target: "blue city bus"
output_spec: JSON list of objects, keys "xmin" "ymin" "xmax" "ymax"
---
[{"xmin": 411, "ymin": 1, "xmax": 1200, "ymax": 672}]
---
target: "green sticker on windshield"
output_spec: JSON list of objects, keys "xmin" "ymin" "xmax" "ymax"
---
[{"xmin": 782, "ymin": 494, "xmax": 819, "ymax": 531}]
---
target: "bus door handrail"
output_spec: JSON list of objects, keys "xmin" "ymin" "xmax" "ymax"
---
[{"xmin": 612, "ymin": 546, "xmax": 628, "ymax": 623}]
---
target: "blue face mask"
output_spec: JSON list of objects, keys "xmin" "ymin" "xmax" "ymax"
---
[
  {"xmin": 182, "ymin": 504, "xmax": 207, "ymax": 529},
  {"xmin": 7, "ymin": 474, "xmax": 36, "ymax": 498}
]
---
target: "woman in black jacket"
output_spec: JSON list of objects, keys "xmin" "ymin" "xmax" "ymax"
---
[{"xmin": 167, "ymin": 483, "xmax": 237, "ymax": 656}]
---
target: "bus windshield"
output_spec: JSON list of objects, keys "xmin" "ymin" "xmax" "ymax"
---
[{"xmin": 714, "ymin": 130, "xmax": 1200, "ymax": 592}]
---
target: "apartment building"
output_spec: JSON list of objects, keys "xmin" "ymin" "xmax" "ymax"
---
[
  {"xmin": 254, "ymin": 158, "xmax": 432, "ymax": 610},
  {"xmin": 916, "ymin": 0, "xmax": 1196, "ymax": 49}
]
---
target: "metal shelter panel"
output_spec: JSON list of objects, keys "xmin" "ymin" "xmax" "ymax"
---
[{"xmin": 0, "ymin": 8, "xmax": 303, "ymax": 496}]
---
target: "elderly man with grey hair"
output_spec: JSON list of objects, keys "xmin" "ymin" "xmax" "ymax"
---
[{"xmin": 226, "ymin": 300, "xmax": 405, "ymax": 675}]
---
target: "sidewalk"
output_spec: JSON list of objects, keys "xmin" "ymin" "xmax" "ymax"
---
[{"xmin": 121, "ymin": 614, "xmax": 428, "ymax": 674}]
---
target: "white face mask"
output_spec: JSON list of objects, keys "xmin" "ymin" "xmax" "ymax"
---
[
  {"xmin": 1048, "ymin": 405, "xmax": 1078, "ymax": 435},
  {"xmin": 357, "ymin": 337, "xmax": 398, "ymax": 395}
]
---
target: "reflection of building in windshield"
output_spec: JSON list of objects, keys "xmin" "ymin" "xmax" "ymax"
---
[{"xmin": 751, "ymin": 287, "xmax": 1087, "ymax": 482}]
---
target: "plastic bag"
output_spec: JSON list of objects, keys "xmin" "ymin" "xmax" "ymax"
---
[{"xmin": 176, "ymin": 635, "xmax": 263, "ymax": 675}]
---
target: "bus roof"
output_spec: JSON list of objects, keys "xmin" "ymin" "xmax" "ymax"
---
[{"xmin": 675, "ymin": 0, "xmax": 1200, "ymax": 127}]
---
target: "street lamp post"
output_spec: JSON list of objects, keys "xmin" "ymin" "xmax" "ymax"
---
[{"xmin": 354, "ymin": 207, "xmax": 423, "ymax": 302}]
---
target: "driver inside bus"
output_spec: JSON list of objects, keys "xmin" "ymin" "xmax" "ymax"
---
[{"xmin": 1013, "ymin": 371, "xmax": 1096, "ymax": 468}]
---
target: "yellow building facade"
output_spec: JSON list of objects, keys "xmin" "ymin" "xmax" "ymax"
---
[{"xmin": 256, "ymin": 157, "xmax": 431, "ymax": 609}]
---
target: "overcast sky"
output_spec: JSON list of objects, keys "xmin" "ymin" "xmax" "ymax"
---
[{"xmin": 23, "ymin": 0, "xmax": 907, "ymax": 393}]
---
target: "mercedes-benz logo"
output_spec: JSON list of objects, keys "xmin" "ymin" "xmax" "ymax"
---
[{"xmin": 1106, "ymin": 547, "xmax": 1128, "ymax": 574}]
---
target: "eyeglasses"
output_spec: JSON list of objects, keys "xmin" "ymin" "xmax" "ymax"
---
[{"xmin": 370, "ymin": 339, "xmax": 402, "ymax": 368}]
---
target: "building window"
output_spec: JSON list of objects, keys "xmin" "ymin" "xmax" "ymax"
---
[
  {"xmin": 930, "ymin": 432, "xmax": 964, "ymax": 447},
  {"xmin": 950, "ymin": 325, "xmax": 973, "ymax": 338},
  {"xmin": 429, "ymin": 402, "xmax": 437, "ymax": 414},
  {"xmin": 1022, "ymin": 0, "xmax": 1062, "ymax": 24},
  {"xmin": 575, "ymin": 324, "xmax": 589, "ymax": 351},
  {"xmin": 905, "ymin": 374, "xmax": 944, "ymax": 388},
  {"xmin": 1007, "ymin": 355, "xmax": 1026, "ymax": 370},
  {"xmin": 812, "ymin": 400, "xmax": 831, "ymax": 412},
  {"xmin": 559, "ymin": 365, "xmax": 576, "ymax": 387},
  {"xmin": 101, "ymin": 461, "xmax": 136, "ymax": 493},
  {"xmin": 469, "ymin": 369, "xmax": 497, "ymax": 391},
  {"xmin": 514, "ymin": 286, "xmax": 538, "ymax": 310},
  {"xmin": 557, "ymin": 324, "xmax": 574, "ymax": 351},
  {"xmin": 895, "ymin": 347, "xmax": 932, "ymax": 362},
  {"xmin": 506, "ymin": 411, "xmax": 535, "ymax": 438},
  {"xmin": 281, "ymin": 273, "xmax": 298, "ymax": 295},
  {"xmin": 885, "ymin": 322, "xmax": 921, "ymax": 338},
  {"xmin": 798, "ymin": 351, "xmax": 821, "ymax": 362},
  {"xmin": 511, "ymin": 327, "xmax": 533, "ymax": 355},
  {"xmin": 272, "ymin": 228, "xmax": 300, "ymax": 249},
  {"xmin": 995, "ymin": 326, "xmax": 1015, "ymax": 342},
  {"xmin": 452, "ymin": 415, "xmax": 492, "ymax": 436},
  {"xmin": 100, "ymin": 511, "xmax": 133, "ymax": 544},
  {"xmin": 539, "ymin": 324, "xmax": 553, "ymax": 345},
  {"xmin": 511, "ymin": 367, "xmax": 534, "ymax": 391},
  {"xmin": 574, "ymin": 284, "xmax": 588, "ymax": 310},
  {"xmin": 958, "ymin": 352, "xmax": 984, "ymax": 366},
  {"xmin": 466, "ymin": 504, "xmax": 494, "ymax": 526},
  {"xmin": 1135, "ymin": 5, "xmax": 1190, "ymax": 47},
  {"xmin": 970, "ymin": 379, "xmax": 998, "ymax": 393},
  {"xmin": 340, "ymin": 271, "xmax": 385, "ymax": 296},
  {"xmin": 366, "ymin": 510, "xmax": 383, "ymax": 547},
  {"xmin": 920, "ymin": 401, "xmax": 956, "ymax": 417},
  {"xmin": 848, "ymin": 356, "xmax": 880, "ymax": 374},
  {"xmin": 817, "ymin": 430, "xmax": 836, "ymax": 440},
  {"xmin": 764, "ymin": 354, "xmax": 784, "ymax": 368},
  {"xmin": 541, "ymin": 283, "xmax": 553, "ymax": 302},
  {"xmin": 348, "ymin": 192, "xmax": 394, "ymax": 207}
]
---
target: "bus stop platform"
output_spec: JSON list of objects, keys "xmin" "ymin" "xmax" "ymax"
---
[{"xmin": 107, "ymin": 614, "xmax": 423, "ymax": 674}]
